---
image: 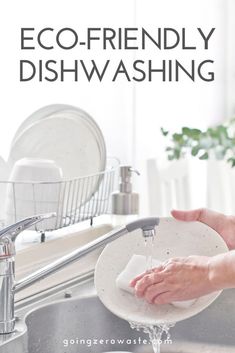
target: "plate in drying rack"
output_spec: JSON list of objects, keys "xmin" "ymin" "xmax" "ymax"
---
[
  {"xmin": 8, "ymin": 104, "xmax": 106, "ymax": 205},
  {"xmin": 95, "ymin": 217, "xmax": 228, "ymax": 325}
]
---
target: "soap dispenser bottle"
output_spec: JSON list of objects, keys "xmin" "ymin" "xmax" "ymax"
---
[{"xmin": 111, "ymin": 166, "xmax": 140, "ymax": 226}]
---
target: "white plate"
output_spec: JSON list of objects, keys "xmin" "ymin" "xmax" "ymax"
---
[
  {"xmin": 11, "ymin": 104, "xmax": 105, "ymax": 156},
  {"xmin": 95, "ymin": 218, "xmax": 228, "ymax": 325},
  {"xmin": 8, "ymin": 105, "xmax": 106, "ymax": 183}
]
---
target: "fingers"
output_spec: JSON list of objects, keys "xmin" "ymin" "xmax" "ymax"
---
[
  {"xmin": 134, "ymin": 272, "xmax": 164, "ymax": 298},
  {"xmin": 130, "ymin": 266, "xmax": 164, "ymax": 287},
  {"xmin": 144, "ymin": 283, "xmax": 169, "ymax": 303},
  {"xmin": 163, "ymin": 257, "xmax": 184, "ymax": 265},
  {"xmin": 153, "ymin": 292, "xmax": 173, "ymax": 305},
  {"xmin": 171, "ymin": 208, "xmax": 205, "ymax": 222},
  {"xmin": 171, "ymin": 208, "xmax": 226, "ymax": 235},
  {"xmin": 129, "ymin": 272, "xmax": 147, "ymax": 287}
]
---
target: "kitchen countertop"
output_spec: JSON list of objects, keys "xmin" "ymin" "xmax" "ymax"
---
[{"xmin": 15, "ymin": 221, "xmax": 113, "ymax": 301}]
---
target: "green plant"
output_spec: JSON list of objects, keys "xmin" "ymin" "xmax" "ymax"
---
[{"xmin": 161, "ymin": 119, "xmax": 235, "ymax": 167}]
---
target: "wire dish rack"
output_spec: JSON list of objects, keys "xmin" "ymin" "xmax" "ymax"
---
[{"xmin": 0, "ymin": 158, "xmax": 119, "ymax": 232}]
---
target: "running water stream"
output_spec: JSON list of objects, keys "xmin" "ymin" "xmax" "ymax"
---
[
  {"xmin": 144, "ymin": 235, "xmax": 155, "ymax": 271},
  {"xmin": 129, "ymin": 234, "xmax": 175, "ymax": 353},
  {"xmin": 129, "ymin": 321, "xmax": 175, "ymax": 353}
]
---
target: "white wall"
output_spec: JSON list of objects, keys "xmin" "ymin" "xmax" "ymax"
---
[{"xmin": 226, "ymin": 0, "xmax": 235, "ymax": 117}]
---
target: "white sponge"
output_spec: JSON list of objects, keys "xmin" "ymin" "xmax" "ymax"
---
[{"xmin": 116, "ymin": 254, "xmax": 196, "ymax": 309}]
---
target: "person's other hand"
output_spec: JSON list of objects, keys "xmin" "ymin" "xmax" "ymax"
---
[
  {"xmin": 130, "ymin": 256, "xmax": 216, "ymax": 304},
  {"xmin": 171, "ymin": 208, "xmax": 235, "ymax": 250}
]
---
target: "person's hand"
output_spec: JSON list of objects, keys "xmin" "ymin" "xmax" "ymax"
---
[
  {"xmin": 130, "ymin": 256, "xmax": 216, "ymax": 304},
  {"xmin": 171, "ymin": 208, "xmax": 235, "ymax": 250},
  {"xmin": 129, "ymin": 208, "xmax": 235, "ymax": 305}
]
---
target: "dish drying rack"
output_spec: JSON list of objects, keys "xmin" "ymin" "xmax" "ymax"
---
[{"xmin": 0, "ymin": 158, "xmax": 120, "ymax": 232}]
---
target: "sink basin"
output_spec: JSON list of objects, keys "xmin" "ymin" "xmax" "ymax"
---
[
  {"xmin": 26, "ymin": 296, "xmax": 145, "ymax": 353},
  {"xmin": 0, "ymin": 276, "xmax": 234, "ymax": 353},
  {"xmin": 25, "ymin": 288, "xmax": 235, "ymax": 353}
]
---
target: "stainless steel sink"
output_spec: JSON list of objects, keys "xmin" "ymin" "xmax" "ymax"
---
[
  {"xmin": 171, "ymin": 288, "xmax": 235, "ymax": 346},
  {"xmin": 1, "ymin": 276, "xmax": 235, "ymax": 353},
  {"xmin": 26, "ymin": 284, "xmax": 235, "ymax": 353},
  {"xmin": 26, "ymin": 296, "xmax": 147, "ymax": 353}
]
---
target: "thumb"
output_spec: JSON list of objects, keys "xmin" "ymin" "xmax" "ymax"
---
[{"xmin": 171, "ymin": 209, "xmax": 204, "ymax": 222}]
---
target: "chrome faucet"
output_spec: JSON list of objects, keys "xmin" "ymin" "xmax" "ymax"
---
[{"xmin": 0, "ymin": 214, "xmax": 159, "ymax": 334}]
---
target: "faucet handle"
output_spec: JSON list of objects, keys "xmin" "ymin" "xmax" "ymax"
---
[{"xmin": 0, "ymin": 213, "xmax": 56, "ymax": 242}]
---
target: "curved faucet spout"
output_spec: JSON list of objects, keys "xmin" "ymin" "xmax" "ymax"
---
[
  {"xmin": 15, "ymin": 217, "xmax": 159, "ymax": 292},
  {"xmin": 126, "ymin": 217, "xmax": 160, "ymax": 235}
]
